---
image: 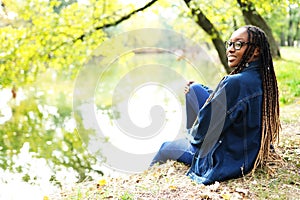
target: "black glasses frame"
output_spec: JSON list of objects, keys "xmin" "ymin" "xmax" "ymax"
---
[{"xmin": 224, "ymin": 41, "xmax": 251, "ymax": 50}]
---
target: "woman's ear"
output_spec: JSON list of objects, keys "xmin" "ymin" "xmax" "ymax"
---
[
  {"xmin": 248, "ymin": 47, "xmax": 260, "ymax": 62},
  {"xmin": 253, "ymin": 47, "xmax": 260, "ymax": 58}
]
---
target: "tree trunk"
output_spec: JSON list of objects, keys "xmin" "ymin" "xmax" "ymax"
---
[
  {"xmin": 184, "ymin": 0, "xmax": 231, "ymax": 74},
  {"xmin": 237, "ymin": 0, "xmax": 281, "ymax": 58},
  {"xmin": 280, "ymin": 31, "xmax": 285, "ymax": 46},
  {"xmin": 287, "ymin": 5, "xmax": 294, "ymax": 46},
  {"xmin": 294, "ymin": 19, "xmax": 300, "ymax": 47}
]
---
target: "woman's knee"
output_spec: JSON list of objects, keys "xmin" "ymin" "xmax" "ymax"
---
[
  {"xmin": 189, "ymin": 83, "xmax": 201, "ymax": 90},
  {"xmin": 158, "ymin": 141, "xmax": 172, "ymax": 152},
  {"xmin": 190, "ymin": 83, "xmax": 210, "ymax": 96},
  {"xmin": 186, "ymin": 83, "xmax": 210, "ymax": 109}
]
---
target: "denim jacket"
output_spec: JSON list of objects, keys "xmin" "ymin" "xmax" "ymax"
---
[{"xmin": 187, "ymin": 61, "xmax": 262, "ymax": 185}]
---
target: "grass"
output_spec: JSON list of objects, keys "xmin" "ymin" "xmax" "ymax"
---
[
  {"xmin": 274, "ymin": 47, "xmax": 300, "ymax": 105},
  {"xmin": 48, "ymin": 47, "xmax": 300, "ymax": 200}
]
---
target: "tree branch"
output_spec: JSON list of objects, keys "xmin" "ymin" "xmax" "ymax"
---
[
  {"xmin": 95, "ymin": 0, "xmax": 158, "ymax": 31},
  {"xmin": 51, "ymin": 0, "xmax": 158, "ymax": 52},
  {"xmin": 183, "ymin": 0, "xmax": 231, "ymax": 73}
]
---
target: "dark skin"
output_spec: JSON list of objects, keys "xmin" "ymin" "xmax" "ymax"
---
[
  {"xmin": 185, "ymin": 27, "xmax": 260, "ymax": 94},
  {"xmin": 226, "ymin": 27, "xmax": 260, "ymax": 68}
]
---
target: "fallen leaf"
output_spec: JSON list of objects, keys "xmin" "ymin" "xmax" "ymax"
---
[
  {"xmin": 43, "ymin": 196, "xmax": 49, "ymax": 200},
  {"xmin": 169, "ymin": 185, "xmax": 177, "ymax": 191},
  {"xmin": 208, "ymin": 181, "xmax": 220, "ymax": 191},
  {"xmin": 167, "ymin": 167, "xmax": 176, "ymax": 176},
  {"xmin": 236, "ymin": 187, "xmax": 249, "ymax": 195},
  {"xmin": 221, "ymin": 193, "xmax": 231, "ymax": 200},
  {"xmin": 200, "ymin": 193, "xmax": 210, "ymax": 199},
  {"xmin": 97, "ymin": 179, "xmax": 107, "ymax": 189}
]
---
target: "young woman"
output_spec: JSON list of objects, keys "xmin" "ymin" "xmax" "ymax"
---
[{"xmin": 150, "ymin": 25, "xmax": 280, "ymax": 185}]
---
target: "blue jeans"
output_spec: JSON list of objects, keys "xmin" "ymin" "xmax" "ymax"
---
[
  {"xmin": 150, "ymin": 138, "xmax": 198, "ymax": 166},
  {"xmin": 150, "ymin": 83, "xmax": 211, "ymax": 166},
  {"xmin": 186, "ymin": 83, "xmax": 211, "ymax": 129}
]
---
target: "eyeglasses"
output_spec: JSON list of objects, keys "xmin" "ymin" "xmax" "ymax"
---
[{"xmin": 224, "ymin": 41, "xmax": 251, "ymax": 50}]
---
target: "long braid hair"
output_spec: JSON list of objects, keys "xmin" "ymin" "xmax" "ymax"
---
[{"xmin": 231, "ymin": 25, "xmax": 281, "ymax": 170}]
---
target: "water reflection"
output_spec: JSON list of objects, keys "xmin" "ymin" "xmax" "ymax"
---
[{"xmin": 74, "ymin": 29, "xmax": 222, "ymax": 174}]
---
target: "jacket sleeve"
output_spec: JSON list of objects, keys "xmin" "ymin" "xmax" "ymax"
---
[{"xmin": 187, "ymin": 76, "xmax": 241, "ymax": 150}]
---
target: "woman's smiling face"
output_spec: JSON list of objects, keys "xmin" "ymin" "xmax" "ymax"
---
[
  {"xmin": 226, "ymin": 27, "xmax": 260, "ymax": 68},
  {"xmin": 226, "ymin": 27, "xmax": 249, "ymax": 68}
]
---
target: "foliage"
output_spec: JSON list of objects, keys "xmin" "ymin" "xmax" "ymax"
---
[
  {"xmin": 0, "ymin": 0, "xmax": 154, "ymax": 184},
  {"xmin": 0, "ymin": 0, "xmax": 147, "ymax": 87},
  {"xmin": 0, "ymin": 0, "xmax": 298, "ymax": 87},
  {"xmin": 0, "ymin": 71, "xmax": 101, "ymax": 183}
]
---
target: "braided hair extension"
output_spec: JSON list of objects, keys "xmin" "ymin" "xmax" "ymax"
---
[{"xmin": 231, "ymin": 25, "xmax": 281, "ymax": 170}]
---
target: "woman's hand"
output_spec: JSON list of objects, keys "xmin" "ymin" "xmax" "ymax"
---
[{"xmin": 184, "ymin": 81, "xmax": 194, "ymax": 94}]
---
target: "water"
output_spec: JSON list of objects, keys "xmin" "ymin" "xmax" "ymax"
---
[{"xmin": 0, "ymin": 48, "xmax": 222, "ymax": 199}]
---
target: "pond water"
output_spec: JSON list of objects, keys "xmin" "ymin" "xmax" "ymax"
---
[{"xmin": 0, "ymin": 49, "xmax": 223, "ymax": 199}]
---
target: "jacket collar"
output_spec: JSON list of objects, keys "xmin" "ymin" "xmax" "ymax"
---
[{"xmin": 242, "ymin": 60, "xmax": 261, "ymax": 72}]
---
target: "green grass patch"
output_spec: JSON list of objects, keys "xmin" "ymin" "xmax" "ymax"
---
[{"xmin": 274, "ymin": 47, "xmax": 300, "ymax": 105}]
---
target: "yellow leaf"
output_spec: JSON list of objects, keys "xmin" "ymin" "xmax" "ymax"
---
[
  {"xmin": 169, "ymin": 185, "xmax": 177, "ymax": 190},
  {"xmin": 43, "ymin": 196, "xmax": 49, "ymax": 200},
  {"xmin": 221, "ymin": 193, "xmax": 231, "ymax": 200},
  {"xmin": 98, "ymin": 179, "xmax": 107, "ymax": 186}
]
